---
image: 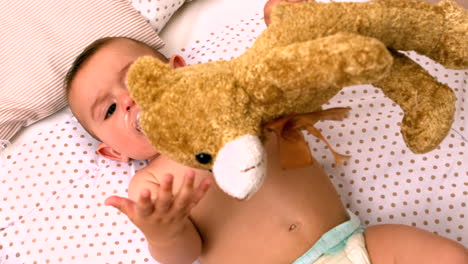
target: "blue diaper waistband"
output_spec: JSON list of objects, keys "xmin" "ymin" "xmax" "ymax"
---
[{"xmin": 292, "ymin": 210, "xmax": 365, "ymax": 264}]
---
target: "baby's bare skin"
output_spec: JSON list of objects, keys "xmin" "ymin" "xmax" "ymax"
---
[
  {"xmin": 129, "ymin": 135, "xmax": 348, "ymax": 263},
  {"xmin": 117, "ymin": 134, "xmax": 467, "ymax": 264}
]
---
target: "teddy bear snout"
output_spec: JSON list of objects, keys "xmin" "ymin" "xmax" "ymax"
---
[{"xmin": 212, "ymin": 135, "xmax": 267, "ymax": 199}]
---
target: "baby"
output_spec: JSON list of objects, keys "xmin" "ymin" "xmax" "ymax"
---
[{"xmin": 65, "ymin": 1, "xmax": 467, "ymax": 263}]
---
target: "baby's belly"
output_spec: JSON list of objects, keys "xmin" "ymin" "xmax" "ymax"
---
[
  {"xmin": 198, "ymin": 215, "xmax": 335, "ymax": 263},
  {"xmin": 200, "ymin": 222, "xmax": 319, "ymax": 263},
  {"xmin": 193, "ymin": 160, "xmax": 349, "ymax": 263}
]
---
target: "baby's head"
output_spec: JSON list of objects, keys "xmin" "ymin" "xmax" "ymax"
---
[{"xmin": 65, "ymin": 37, "xmax": 186, "ymax": 161}]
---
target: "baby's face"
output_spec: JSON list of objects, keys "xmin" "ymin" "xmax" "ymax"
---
[{"xmin": 68, "ymin": 38, "xmax": 161, "ymax": 160}]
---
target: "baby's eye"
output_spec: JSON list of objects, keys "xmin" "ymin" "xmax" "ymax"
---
[{"xmin": 105, "ymin": 103, "xmax": 117, "ymax": 119}]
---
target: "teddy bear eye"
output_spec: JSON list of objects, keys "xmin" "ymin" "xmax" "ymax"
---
[{"xmin": 195, "ymin": 153, "xmax": 212, "ymax": 164}]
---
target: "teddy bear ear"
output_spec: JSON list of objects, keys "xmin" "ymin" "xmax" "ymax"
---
[{"xmin": 126, "ymin": 56, "xmax": 172, "ymax": 109}]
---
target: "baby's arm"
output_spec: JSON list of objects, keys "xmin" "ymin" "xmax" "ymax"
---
[{"xmin": 105, "ymin": 169, "xmax": 211, "ymax": 264}]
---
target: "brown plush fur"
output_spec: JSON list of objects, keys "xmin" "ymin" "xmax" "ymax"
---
[{"xmin": 127, "ymin": 0, "xmax": 466, "ymax": 172}]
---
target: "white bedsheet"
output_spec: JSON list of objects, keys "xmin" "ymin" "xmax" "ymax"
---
[{"xmin": 1, "ymin": 0, "xmax": 467, "ymax": 263}]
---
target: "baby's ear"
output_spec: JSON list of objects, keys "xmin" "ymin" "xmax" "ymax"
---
[
  {"xmin": 169, "ymin": 55, "xmax": 186, "ymax": 69},
  {"xmin": 126, "ymin": 56, "xmax": 172, "ymax": 109},
  {"xmin": 96, "ymin": 143, "xmax": 129, "ymax": 163}
]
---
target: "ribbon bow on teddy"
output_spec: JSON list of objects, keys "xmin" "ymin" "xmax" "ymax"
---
[{"xmin": 264, "ymin": 107, "xmax": 351, "ymax": 169}]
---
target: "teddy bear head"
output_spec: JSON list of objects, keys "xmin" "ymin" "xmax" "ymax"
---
[{"xmin": 128, "ymin": 56, "xmax": 269, "ymax": 199}]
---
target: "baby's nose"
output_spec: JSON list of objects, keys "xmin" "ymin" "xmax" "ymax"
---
[{"xmin": 120, "ymin": 93, "xmax": 135, "ymax": 111}]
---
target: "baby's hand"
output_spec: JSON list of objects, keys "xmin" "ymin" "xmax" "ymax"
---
[
  {"xmin": 105, "ymin": 170, "xmax": 211, "ymax": 243},
  {"xmin": 264, "ymin": 0, "xmax": 306, "ymax": 26}
]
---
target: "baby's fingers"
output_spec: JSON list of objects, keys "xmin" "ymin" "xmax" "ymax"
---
[
  {"xmin": 173, "ymin": 170, "xmax": 196, "ymax": 210},
  {"xmin": 264, "ymin": 0, "xmax": 307, "ymax": 26},
  {"xmin": 187, "ymin": 177, "xmax": 212, "ymax": 210},
  {"xmin": 105, "ymin": 195, "xmax": 136, "ymax": 218},
  {"xmin": 155, "ymin": 174, "xmax": 174, "ymax": 213},
  {"xmin": 136, "ymin": 189, "xmax": 155, "ymax": 217},
  {"xmin": 179, "ymin": 174, "xmax": 211, "ymax": 214}
]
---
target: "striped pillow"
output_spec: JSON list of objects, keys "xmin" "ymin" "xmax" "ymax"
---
[{"xmin": 0, "ymin": 0, "xmax": 165, "ymax": 143}]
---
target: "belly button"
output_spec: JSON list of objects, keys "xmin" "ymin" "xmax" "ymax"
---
[{"xmin": 288, "ymin": 223, "xmax": 298, "ymax": 232}]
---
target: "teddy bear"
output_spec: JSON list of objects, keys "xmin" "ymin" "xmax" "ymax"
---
[{"xmin": 127, "ymin": 0, "xmax": 467, "ymax": 199}]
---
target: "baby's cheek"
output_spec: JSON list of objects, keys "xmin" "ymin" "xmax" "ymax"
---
[{"xmin": 128, "ymin": 139, "xmax": 157, "ymax": 160}]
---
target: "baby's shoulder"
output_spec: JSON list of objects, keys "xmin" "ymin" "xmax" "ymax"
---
[
  {"xmin": 133, "ymin": 154, "xmax": 177, "ymax": 182},
  {"xmin": 127, "ymin": 161, "xmax": 161, "ymax": 200},
  {"xmin": 128, "ymin": 155, "xmax": 187, "ymax": 200}
]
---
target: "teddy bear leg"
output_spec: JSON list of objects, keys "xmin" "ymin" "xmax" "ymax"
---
[
  {"xmin": 374, "ymin": 51, "xmax": 456, "ymax": 153},
  {"xmin": 264, "ymin": 0, "xmax": 467, "ymax": 69},
  {"xmin": 370, "ymin": 0, "xmax": 468, "ymax": 69},
  {"xmin": 435, "ymin": 0, "xmax": 468, "ymax": 69}
]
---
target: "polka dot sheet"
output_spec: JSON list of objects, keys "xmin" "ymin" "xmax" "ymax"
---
[
  {"xmin": 1, "ymin": 12, "xmax": 467, "ymax": 263},
  {"xmin": 0, "ymin": 119, "xmax": 158, "ymax": 263}
]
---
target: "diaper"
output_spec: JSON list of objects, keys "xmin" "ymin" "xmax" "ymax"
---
[{"xmin": 292, "ymin": 210, "xmax": 370, "ymax": 264}]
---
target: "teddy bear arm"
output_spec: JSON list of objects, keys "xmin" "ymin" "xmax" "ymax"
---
[
  {"xmin": 373, "ymin": 51, "xmax": 456, "ymax": 153},
  {"xmin": 239, "ymin": 32, "xmax": 393, "ymax": 110}
]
